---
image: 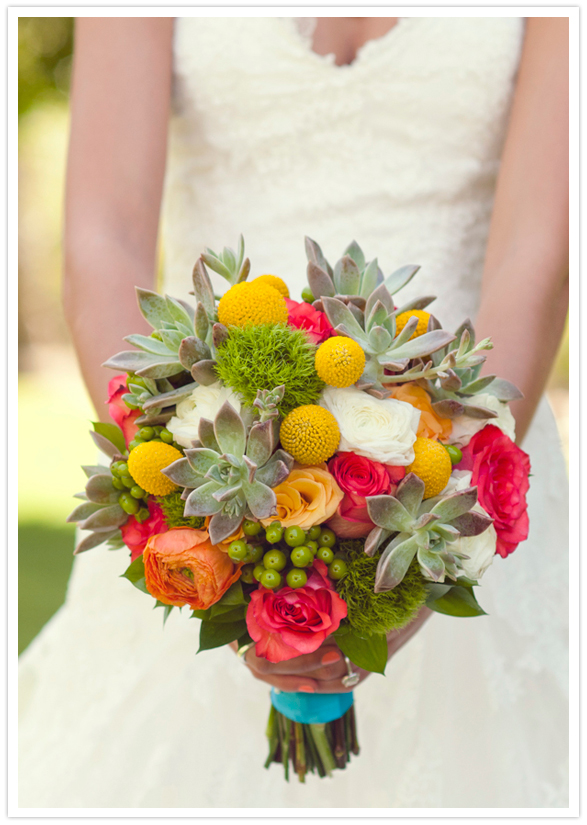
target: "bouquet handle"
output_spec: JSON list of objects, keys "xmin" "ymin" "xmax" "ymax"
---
[{"xmin": 265, "ymin": 689, "xmax": 359, "ymax": 781}]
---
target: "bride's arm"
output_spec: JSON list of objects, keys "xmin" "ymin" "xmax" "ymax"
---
[
  {"xmin": 475, "ymin": 17, "xmax": 569, "ymax": 444},
  {"xmin": 63, "ymin": 17, "xmax": 174, "ymax": 416}
]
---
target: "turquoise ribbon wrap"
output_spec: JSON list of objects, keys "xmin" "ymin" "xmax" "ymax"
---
[{"xmin": 270, "ymin": 688, "xmax": 354, "ymax": 724}]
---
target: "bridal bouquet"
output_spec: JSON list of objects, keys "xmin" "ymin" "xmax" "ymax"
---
[{"xmin": 69, "ymin": 237, "xmax": 530, "ymax": 782}]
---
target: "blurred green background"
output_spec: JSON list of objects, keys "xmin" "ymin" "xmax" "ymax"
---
[{"xmin": 17, "ymin": 17, "xmax": 570, "ymax": 655}]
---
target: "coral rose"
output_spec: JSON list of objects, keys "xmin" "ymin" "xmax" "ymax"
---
[
  {"xmin": 260, "ymin": 464, "xmax": 343, "ymax": 530},
  {"xmin": 458, "ymin": 424, "xmax": 530, "ymax": 558},
  {"xmin": 390, "ymin": 383, "xmax": 452, "ymax": 441},
  {"xmin": 121, "ymin": 501, "xmax": 168, "ymax": 562},
  {"xmin": 143, "ymin": 527, "xmax": 242, "ymax": 609},
  {"xmin": 107, "ymin": 374, "xmax": 140, "ymax": 446},
  {"xmin": 327, "ymin": 452, "xmax": 405, "ymax": 536},
  {"xmin": 285, "ymin": 298, "xmax": 334, "ymax": 344},
  {"xmin": 246, "ymin": 560, "xmax": 347, "ymax": 663}
]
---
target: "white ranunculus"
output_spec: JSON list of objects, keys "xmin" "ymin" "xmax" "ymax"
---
[
  {"xmin": 448, "ymin": 393, "xmax": 516, "ymax": 448},
  {"xmin": 442, "ymin": 470, "xmax": 497, "ymax": 581},
  {"xmin": 167, "ymin": 382, "xmax": 242, "ymax": 448},
  {"xmin": 319, "ymin": 386, "xmax": 420, "ymax": 465}
]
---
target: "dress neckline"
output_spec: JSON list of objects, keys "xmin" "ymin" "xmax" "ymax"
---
[{"xmin": 286, "ymin": 17, "xmax": 409, "ymax": 71}]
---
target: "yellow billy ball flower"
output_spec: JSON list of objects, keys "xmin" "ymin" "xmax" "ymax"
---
[
  {"xmin": 127, "ymin": 441, "xmax": 182, "ymax": 496},
  {"xmin": 280, "ymin": 405, "xmax": 340, "ymax": 466},
  {"xmin": 253, "ymin": 274, "xmax": 290, "ymax": 298},
  {"xmin": 394, "ymin": 310, "xmax": 431, "ymax": 339},
  {"xmin": 217, "ymin": 282, "xmax": 288, "ymax": 328},
  {"xmin": 315, "ymin": 336, "xmax": 366, "ymax": 388},
  {"xmin": 406, "ymin": 437, "xmax": 452, "ymax": 499}
]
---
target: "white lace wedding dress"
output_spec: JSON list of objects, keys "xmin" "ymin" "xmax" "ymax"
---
[{"xmin": 19, "ymin": 17, "xmax": 569, "ymax": 808}]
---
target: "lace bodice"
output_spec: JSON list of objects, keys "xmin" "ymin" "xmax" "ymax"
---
[{"xmin": 162, "ymin": 16, "xmax": 523, "ymax": 332}]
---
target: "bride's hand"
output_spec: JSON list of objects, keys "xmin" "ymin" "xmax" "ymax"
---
[{"xmin": 230, "ymin": 606, "xmax": 431, "ymax": 693}]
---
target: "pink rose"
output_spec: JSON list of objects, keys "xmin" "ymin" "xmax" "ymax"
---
[
  {"xmin": 107, "ymin": 374, "xmax": 140, "ymax": 446},
  {"xmin": 458, "ymin": 424, "xmax": 530, "ymax": 558},
  {"xmin": 246, "ymin": 560, "xmax": 347, "ymax": 663},
  {"xmin": 285, "ymin": 298, "xmax": 334, "ymax": 344},
  {"xmin": 327, "ymin": 452, "xmax": 406, "ymax": 536},
  {"xmin": 121, "ymin": 501, "xmax": 168, "ymax": 562}
]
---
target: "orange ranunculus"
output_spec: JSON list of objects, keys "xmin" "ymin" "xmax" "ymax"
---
[
  {"xmin": 260, "ymin": 464, "xmax": 344, "ymax": 531},
  {"xmin": 390, "ymin": 383, "xmax": 452, "ymax": 441},
  {"xmin": 143, "ymin": 527, "xmax": 242, "ymax": 610}
]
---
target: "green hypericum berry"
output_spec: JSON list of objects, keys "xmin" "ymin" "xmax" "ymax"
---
[
  {"xmin": 284, "ymin": 526, "xmax": 306, "ymax": 547},
  {"xmin": 138, "ymin": 426, "xmax": 155, "ymax": 441},
  {"xmin": 328, "ymin": 559, "xmax": 348, "ymax": 580},
  {"xmin": 111, "ymin": 477, "xmax": 124, "ymax": 490},
  {"xmin": 119, "ymin": 493, "xmax": 140, "ymax": 515},
  {"xmin": 153, "ymin": 425, "xmax": 164, "ymax": 435},
  {"xmin": 253, "ymin": 564, "xmax": 265, "ymax": 582},
  {"xmin": 265, "ymin": 522, "xmax": 284, "ymax": 544},
  {"xmin": 301, "ymin": 286, "xmax": 315, "ymax": 304},
  {"xmin": 444, "ymin": 444, "xmax": 463, "ymax": 465},
  {"xmin": 118, "ymin": 463, "xmax": 130, "ymax": 478},
  {"xmin": 307, "ymin": 525, "xmax": 321, "ymax": 541},
  {"xmin": 243, "ymin": 519, "xmax": 262, "ymax": 537},
  {"xmin": 286, "ymin": 569, "xmax": 308, "ymax": 589},
  {"xmin": 136, "ymin": 507, "xmax": 150, "ymax": 523},
  {"xmin": 306, "ymin": 540, "xmax": 318, "ymax": 555},
  {"xmin": 228, "ymin": 540, "xmax": 249, "ymax": 562},
  {"xmin": 121, "ymin": 476, "xmax": 136, "ymax": 489},
  {"xmin": 290, "ymin": 546, "xmax": 313, "ymax": 568},
  {"xmin": 128, "ymin": 438, "xmax": 144, "ymax": 451},
  {"xmin": 240, "ymin": 564, "xmax": 256, "ymax": 584},
  {"xmin": 318, "ymin": 528, "xmax": 336, "ymax": 548},
  {"xmin": 317, "ymin": 547, "xmax": 334, "ymax": 565},
  {"xmin": 110, "ymin": 464, "xmax": 121, "ymax": 478},
  {"xmin": 263, "ymin": 549, "xmax": 287, "ymax": 572},
  {"xmin": 245, "ymin": 544, "xmax": 264, "ymax": 564},
  {"xmin": 160, "ymin": 429, "xmax": 174, "ymax": 444},
  {"xmin": 130, "ymin": 485, "xmax": 147, "ymax": 499},
  {"xmin": 260, "ymin": 569, "xmax": 281, "ymax": 590}
]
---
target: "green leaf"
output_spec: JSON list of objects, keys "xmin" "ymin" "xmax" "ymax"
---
[
  {"xmin": 237, "ymin": 630, "xmax": 253, "ymax": 649},
  {"xmin": 426, "ymin": 585, "xmax": 487, "ymax": 617},
  {"xmin": 192, "ymin": 608, "xmax": 211, "ymax": 620},
  {"xmin": 92, "ymin": 421, "xmax": 126, "ymax": 455},
  {"xmin": 197, "ymin": 619, "xmax": 247, "ymax": 652},
  {"xmin": 214, "ymin": 580, "xmax": 246, "ymax": 608},
  {"xmin": 209, "ymin": 604, "xmax": 247, "ymax": 623},
  {"xmin": 336, "ymin": 629, "xmax": 388, "ymax": 674},
  {"xmin": 121, "ymin": 556, "xmax": 150, "ymax": 595}
]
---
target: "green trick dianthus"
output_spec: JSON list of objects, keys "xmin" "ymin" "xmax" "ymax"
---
[
  {"xmin": 336, "ymin": 539, "xmax": 427, "ymax": 636},
  {"xmin": 214, "ymin": 324, "xmax": 325, "ymax": 416},
  {"xmin": 156, "ymin": 492, "xmax": 205, "ymax": 530}
]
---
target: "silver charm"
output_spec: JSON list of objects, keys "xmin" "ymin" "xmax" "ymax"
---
[{"xmin": 341, "ymin": 656, "xmax": 360, "ymax": 688}]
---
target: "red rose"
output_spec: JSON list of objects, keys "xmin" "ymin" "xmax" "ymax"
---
[
  {"xmin": 246, "ymin": 560, "xmax": 347, "ymax": 663},
  {"xmin": 327, "ymin": 452, "xmax": 406, "ymax": 535},
  {"xmin": 285, "ymin": 298, "xmax": 334, "ymax": 344},
  {"xmin": 459, "ymin": 424, "xmax": 530, "ymax": 558},
  {"xmin": 121, "ymin": 501, "xmax": 168, "ymax": 562},
  {"xmin": 107, "ymin": 374, "xmax": 140, "ymax": 446}
]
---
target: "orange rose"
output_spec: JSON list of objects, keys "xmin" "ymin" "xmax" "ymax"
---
[
  {"xmin": 260, "ymin": 464, "xmax": 344, "ymax": 530},
  {"xmin": 143, "ymin": 527, "xmax": 241, "ymax": 610},
  {"xmin": 390, "ymin": 383, "xmax": 452, "ymax": 441}
]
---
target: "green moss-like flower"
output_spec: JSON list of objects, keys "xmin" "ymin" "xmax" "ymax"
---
[
  {"xmin": 156, "ymin": 492, "xmax": 205, "ymax": 530},
  {"xmin": 214, "ymin": 324, "xmax": 325, "ymax": 416},
  {"xmin": 336, "ymin": 539, "xmax": 427, "ymax": 636}
]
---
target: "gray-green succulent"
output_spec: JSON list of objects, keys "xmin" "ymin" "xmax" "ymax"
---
[
  {"xmin": 365, "ymin": 474, "xmax": 493, "ymax": 592},
  {"xmin": 67, "ymin": 461, "xmax": 128, "ymax": 554},
  {"xmin": 162, "ymin": 401, "xmax": 294, "ymax": 544}
]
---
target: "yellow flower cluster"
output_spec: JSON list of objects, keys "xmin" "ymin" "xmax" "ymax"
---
[
  {"xmin": 395, "ymin": 309, "xmax": 431, "ymax": 340},
  {"xmin": 127, "ymin": 441, "xmax": 182, "ymax": 496},
  {"xmin": 314, "ymin": 336, "xmax": 366, "ymax": 388},
  {"xmin": 280, "ymin": 405, "xmax": 340, "ymax": 465},
  {"xmin": 253, "ymin": 274, "xmax": 290, "ymax": 298},
  {"xmin": 407, "ymin": 437, "xmax": 452, "ymax": 499},
  {"xmin": 217, "ymin": 281, "xmax": 288, "ymax": 328}
]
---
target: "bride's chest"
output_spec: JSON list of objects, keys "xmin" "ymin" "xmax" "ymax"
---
[{"xmin": 171, "ymin": 17, "xmax": 524, "ymax": 161}]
